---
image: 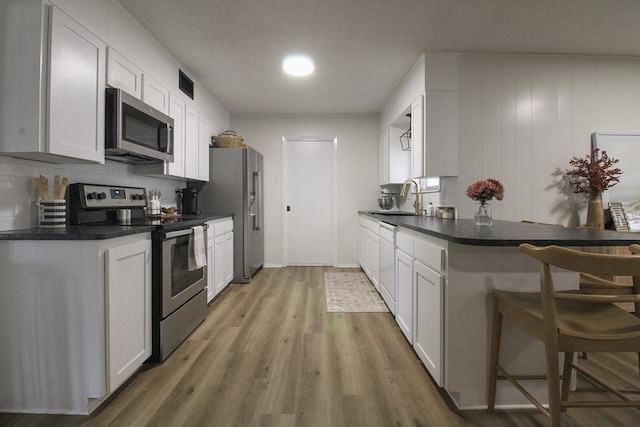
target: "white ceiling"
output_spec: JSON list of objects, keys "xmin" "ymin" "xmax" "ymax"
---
[{"xmin": 118, "ymin": 0, "xmax": 640, "ymax": 115}]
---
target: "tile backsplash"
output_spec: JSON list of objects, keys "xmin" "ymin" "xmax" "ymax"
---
[{"xmin": 0, "ymin": 156, "xmax": 186, "ymax": 231}]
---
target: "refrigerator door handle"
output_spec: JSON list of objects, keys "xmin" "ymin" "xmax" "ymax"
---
[{"xmin": 251, "ymin": 171, "xmax": 262, "ymax": 231}]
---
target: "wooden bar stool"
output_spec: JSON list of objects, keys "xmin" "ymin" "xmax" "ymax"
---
[{"xmin": 487, "ymin": 243, "xmax": 640, "ymax": 427}]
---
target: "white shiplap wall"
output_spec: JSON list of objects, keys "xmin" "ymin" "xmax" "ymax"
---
[{"xmin": 456, "ymin": 54, "xmax": 640, "ymax": 226}]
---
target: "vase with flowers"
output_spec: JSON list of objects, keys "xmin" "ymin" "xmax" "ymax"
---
[
  {"xmin": 466, "ymin": 178, "xmax": 505, "ymax": 226},
  {"xmin": 567, "ymin": 148, "xmax": 621, "ymax": 229}
]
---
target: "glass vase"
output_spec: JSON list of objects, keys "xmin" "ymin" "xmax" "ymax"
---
[{"xmin": 474, "ymin": 200, "xmax": 492, "ymax": 226}]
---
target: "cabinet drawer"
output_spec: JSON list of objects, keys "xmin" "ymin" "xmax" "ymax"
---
[
  {"xmin": 214, "ymin": 222, "xmax": 225, "ymax": 236},
  {"xmin": 379, "ymin": 225, "xmax": 394, "ymax": 241},
  {"xmin": 414, "ymin": 239, "xmax": 445, "ymax": 272},
  {"xmin": 360, "ymin": 217, "xmax": 380, "ymax": 234},
  {"xmin": 396, "ymin": 232, "xmax": 414, "ymax": 256}
]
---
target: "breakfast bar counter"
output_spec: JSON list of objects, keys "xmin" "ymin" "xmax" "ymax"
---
[
  {"xmin": 361, "ymin": 212, "xmax": 640, "ymax": 247},
  {"xmin": 360, "ymin": 212, "xmax": 640, "ymax": 409}
]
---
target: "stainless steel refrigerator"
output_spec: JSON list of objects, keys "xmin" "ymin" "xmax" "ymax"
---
[{"xmin": 193, "ymin": 147, "xmax": 264, "ymax": 283}]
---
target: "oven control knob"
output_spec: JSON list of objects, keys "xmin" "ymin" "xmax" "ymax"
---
[
  {"xmin": 98, "ymin": 192, "xmax": 107, "ymax": 200},
  {"xmin": 87, "ymin": 192, "xmax": 98, "ymax": 200}
]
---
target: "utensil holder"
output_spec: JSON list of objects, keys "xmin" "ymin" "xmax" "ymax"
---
[{"xmin": 39, "ymin": 200, "xmax": 67, "ymax": 228}]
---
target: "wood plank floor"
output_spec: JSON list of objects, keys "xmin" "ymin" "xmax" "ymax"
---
[{"xmin": 1, "ymin": 266, "xmax": 639, "ymax": 426}]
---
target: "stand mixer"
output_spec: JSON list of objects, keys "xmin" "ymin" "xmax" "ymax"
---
[{"xmin": 378, "ymin": 190, "xmax": 398, "ymax": 210}]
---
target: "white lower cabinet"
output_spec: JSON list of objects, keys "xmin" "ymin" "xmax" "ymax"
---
[
  {"xmin": 206, "ymin": 217, "xmax": 234, "ymax": 302},
  {"xmin": 395, "ymin": 228, "xmax": 446, "ymax": 386},
  {"xmin": 213, "ymin": 233, "xmax": 225, "ymax": 295},
  {"xmin": 223, "ymin": 221, "xmax": 234, "ymax": 284},
  {"xmin": 413, "ymin": 259, "xmax": 444, "ymax": 386},
  {"xmin": 358, "ymin": 215, "xmax": 380, "ymax": 290},
  {"xmin": 0, "ymin": 234, "xmax": 151, "ymax": 414},
  {"xmin": 395, "ymin": 247, "xmax": 414, "ymax": 343},
  {"xmin": 105, "ymin": 239, "xmax": 152, "ymax": 393},
  {"xmin": 206, "ymin": 226, "xmax": 216, "ymax": 302}
]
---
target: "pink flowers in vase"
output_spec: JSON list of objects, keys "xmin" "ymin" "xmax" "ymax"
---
[{"xmin": 466, "ymin": 178, "xmax": 505, "ymax": 202}]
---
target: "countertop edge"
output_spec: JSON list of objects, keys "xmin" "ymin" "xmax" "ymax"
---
[
  {"xmin": 0, "ymin": 213, "xmax": 233, "ymax": 241},
  {"xmin": 359, "ymin": 211, "xmax": 640, "ymax": 246}
]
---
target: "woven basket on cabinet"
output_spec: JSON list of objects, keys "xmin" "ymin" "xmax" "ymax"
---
[{"xmin": 211, "ymin": 130, "xmax": 245, "ymax": 148}]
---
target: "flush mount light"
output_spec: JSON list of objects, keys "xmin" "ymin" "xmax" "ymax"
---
[{"xmin": 282, "ymin": 55, "xmax": 314, "ymax": 77}]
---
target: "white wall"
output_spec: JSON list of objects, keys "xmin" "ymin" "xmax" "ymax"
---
[
  {"xmin": 230, "ymin": 114, "xmax": 380, "ymax": 267},
  {"xmin": 456, "ymin": 54, "xmax": 640, "ymax": 226}
]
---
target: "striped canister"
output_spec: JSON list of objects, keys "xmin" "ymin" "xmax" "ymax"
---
[{"xmin": 39, "ymin": 200, "xmax": 67, "ymax": 228}]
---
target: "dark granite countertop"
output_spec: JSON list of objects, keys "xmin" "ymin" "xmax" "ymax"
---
[
  {"xmin": 360, "ymin": 211, "xmax": 640, "ymax": 246},
  {"xmin": 0, "ymin": 213, "xmax": 233, "ymax": 241},
  {"xmin": 0, "ymin": 225, "xmax": 158, "ymax": 240}
]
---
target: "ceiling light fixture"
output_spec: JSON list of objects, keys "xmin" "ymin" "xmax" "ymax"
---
[{"xmin": 283, "ymin": 55, "xmax": 314, "ymax": 77}]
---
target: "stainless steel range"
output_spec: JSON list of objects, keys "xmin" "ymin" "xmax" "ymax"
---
[{"xmin": 68, "ymin": 183, "xmax": 208, "ymax": 362}]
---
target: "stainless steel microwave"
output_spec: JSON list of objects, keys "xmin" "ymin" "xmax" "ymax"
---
[{"xmin": 105, "ymin": 87, "xmax": 174, "ymax": 163}]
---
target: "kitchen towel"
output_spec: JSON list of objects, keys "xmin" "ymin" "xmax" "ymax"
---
[{"xmin": 188, "ymin": 225, "xmax": 207, "ymax": 270}]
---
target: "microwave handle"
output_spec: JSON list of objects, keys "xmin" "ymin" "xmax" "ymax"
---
[
  {"xmin": 158, "ymin": 123, "xmax": 172, "ymax": 153},
  {"xmin": 166, "ymin": 123, "xmax": 173, "ymax": 154}
]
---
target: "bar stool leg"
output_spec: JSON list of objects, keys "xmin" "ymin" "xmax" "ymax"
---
[
  {"xmin": 560, "ymin": 351, "xmax": 574, "ymax": 412},
  {"xmin": 544, "ymin": 338, "xmax": 562, "ymax": 427},
  {"xmin": 488, "ymin": 293, "xmax": 502, "ymax": 411}
]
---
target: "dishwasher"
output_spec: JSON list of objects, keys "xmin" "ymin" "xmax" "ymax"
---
[{"xmin": 378, "ymin": 221, "xmax": 397, "ymax": 315}]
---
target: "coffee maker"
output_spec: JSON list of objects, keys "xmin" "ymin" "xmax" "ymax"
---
[{"xmin": 180, "ymin": 187, "xmax": 199, "ymax": 214}]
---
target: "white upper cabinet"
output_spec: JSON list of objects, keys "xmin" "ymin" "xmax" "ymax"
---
[
  {"xmin": 410, "ymin": 95, "xmax": 424, "ymax": 178},
  {"xmin": 423, "ymin": 53, "xmax": 458, "ymax": 177},
  {"xmin": 184, "ymin": 104, "xmax": 200, "ymax": 180},
  {"xmin": 0, "ymin": 1, "xmax": 105, "ymax": 164},
  {"xmin": 48, "ymin": 6, "xmax": 105, "ymax": 163},
  {"xmin": 142, "ymin": 73, "xmax": 170, "ymax": 115},
  {"xmin": 106, "ymin": 47, "xmax": 142, "ymax": 99},
  {"xmin": 167, "ymin": 93, "xmax": 186, "ymax": 177},
  {"xmin": 424, "ymin": 90, "xmax": 458, "ymax": 176},
  {"xmin": 380, "ymin": 53, "xmax": 459, "ymax": 179},
  {"xmin": 198, "ymin": 115, "xmax": 212, "ymax": 181}
]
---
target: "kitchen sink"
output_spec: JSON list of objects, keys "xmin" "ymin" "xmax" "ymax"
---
[{"xmin": 367, "ymin": 211, "xmax": 416, "ymax": 216}]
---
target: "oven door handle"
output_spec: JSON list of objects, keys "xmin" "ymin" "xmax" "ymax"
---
[
  {"xmin": 164, "ymin": 228, "xmax": 195, "ymax": 239},
  {"xmin": 164, "ymin": 228, "xmax": 201, "ymax": 239},
  {"xmin": 162, "ymin": 224, "xmax": 208, "ymax": 240}
]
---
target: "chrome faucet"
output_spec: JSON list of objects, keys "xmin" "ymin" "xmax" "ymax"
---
[{"xmin": 400, "ymin": 178, "xmax": 421, "ymax": 215}]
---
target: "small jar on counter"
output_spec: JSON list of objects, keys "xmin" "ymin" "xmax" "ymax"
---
[{"xmin": 437, "ymin": 207, "xmax": 455, "ymax": 219}]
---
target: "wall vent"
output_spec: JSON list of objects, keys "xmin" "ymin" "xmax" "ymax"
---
[{"xmin": 179, "ymin": 69, "xmax": 194, "ymax": 99}]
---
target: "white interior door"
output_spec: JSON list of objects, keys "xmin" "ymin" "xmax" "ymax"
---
[{"xmin": 283, "ymin": 138, "xmax": 336, "ymax": 265}]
